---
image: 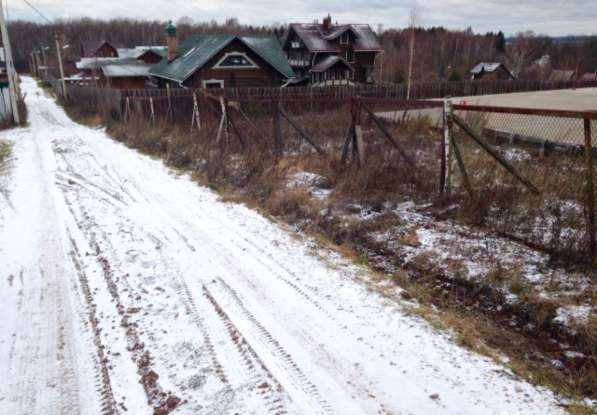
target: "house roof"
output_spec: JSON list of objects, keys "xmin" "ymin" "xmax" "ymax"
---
[
  {"xmin": 149, "ymin": 34, "xmax": 294, "ymax": 83},
  {"xmin": 549, "ymin": 70, "xmax": 575, "ymax": 82},
  {"xmin": 470, "ymin": 62, "xmax": 503, "ymax": 74},
  {"xmin": 76, "ymin": 57, "xmax": 122, "ymax": 70},
  {"xmin": 117, "ymin": 46, "xmax": 168, "ymax": 60},
  {"xmin": 101, "ymin": 63, "xmax": 152, "ymax": 78},
  {"xmin": 286, "ymin": 23, "xmax": 382, "ymax": 53},
  {"xmin": 470, "ymin": 62, "xmax": 514, "ymax": 79},
  {"xmin": 310, "ymin": 55, "xmax": 354, "ymax": 73},
  {"xmin": 80, "ymin": 40, "xmax": 120, "ymax": 57}
]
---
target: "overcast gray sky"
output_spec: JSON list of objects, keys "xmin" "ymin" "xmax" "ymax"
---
[{"xmin": 6, "ymin": 0, "xmax": 597, "ymax": 36}]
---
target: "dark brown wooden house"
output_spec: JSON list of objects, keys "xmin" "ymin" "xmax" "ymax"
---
[
  {"xmin": 150, "ymin": 23, "xmax": 294, "ymax": 89},
  {"xmin": 470, "ymin": 63, "xmax": 515, "ymax": 81},
  {"xmin": 282, "ymin": 15, "xmax": 383, "ymax": 84}
]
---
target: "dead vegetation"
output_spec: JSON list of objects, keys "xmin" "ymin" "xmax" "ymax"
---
[{"xmin": 55, "ymin": 94, "xmax": 597, "ymax": 410}]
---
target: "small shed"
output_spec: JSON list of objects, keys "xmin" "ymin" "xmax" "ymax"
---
[
  {"xmin": 100, "ymin": 62, "xmax": 153, "ymax": 89},
  {"xmin": 470, "ymin": 62, "xmax": 515, "ymax": 81}
]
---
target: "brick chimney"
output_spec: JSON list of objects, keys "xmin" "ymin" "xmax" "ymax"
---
[
  {"xmin": 322, "ymin": 14, "xmax": 332, "ymax": 32},
  {"xmin": 166, "ymin": 20, "xmax": 177, "ymax": 62}
]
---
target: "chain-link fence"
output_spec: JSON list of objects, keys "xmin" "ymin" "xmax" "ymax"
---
[{"xmin": 446, "ymin": 103, "xmax": 596, "ymax": 261}]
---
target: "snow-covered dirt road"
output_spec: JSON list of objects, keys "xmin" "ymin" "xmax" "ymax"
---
[{"xmin": 0, "ymin": 77, "xmax": 567, "ymax": 415}]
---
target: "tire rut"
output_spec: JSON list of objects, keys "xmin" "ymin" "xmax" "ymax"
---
[{"xmin": 205, "ymin": 280, "xmax": 333, "ymax": 415}]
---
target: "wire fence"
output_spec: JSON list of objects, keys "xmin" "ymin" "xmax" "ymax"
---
[
  {"xmin": 446, "ymin": 104, "xmax": 596, "ymax": 261},
  {"xmin": 42, "ymin": 73, "xmax": 597, "ymax": 262}
]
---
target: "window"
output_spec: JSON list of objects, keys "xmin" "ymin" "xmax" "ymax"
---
[
  {"xmin": 214, "ymin": 52, "xmax": 258, "ymax": 69},
  {"xmin": 202, "ymin": 79, "xmax": 224, "ymax": 89},
  {"xmin": 291, "ymin": 41, "xmax": 301, "ymax": 49},
  {"xmin": 340, "ymin": 33, "xmax": 349, "ymax": 45}
]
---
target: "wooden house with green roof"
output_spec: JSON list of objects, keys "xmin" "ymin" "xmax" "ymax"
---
[{"xmin": 150, "ymin": 22, "xmax": 294, "ymax": 89}]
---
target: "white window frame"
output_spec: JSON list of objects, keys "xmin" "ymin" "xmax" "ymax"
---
[
  {"xmin": 213, "ymin": 52, "xmax": 259, "ymax": 69},
  {"xmin": 291, "ymin": 41, "xmax": 301, "ymax": 49},
  {"xmin": 202, "ymin": 79, "xmax": 224, "ymax": 89}
]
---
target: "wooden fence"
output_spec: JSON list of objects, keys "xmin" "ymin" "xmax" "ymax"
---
[{"xmin": 119, "ymin": 78, "xmax": 597, "ymax": 102}]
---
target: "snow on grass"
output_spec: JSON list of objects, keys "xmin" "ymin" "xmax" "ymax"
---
[{"xmin": 287, "ymin": 171, "xmax": 332, "ymax": 200}]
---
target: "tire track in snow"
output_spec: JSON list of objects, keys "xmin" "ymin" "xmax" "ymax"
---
[
  {"xmin": 57, "ymin": 145, "xmax": 293, "ymax": 413},
  {"xmin": 205, "ymin": 280, "xmax": 333, "ymax": 415},
  {"xmin": 66, "ymin": 230, "xmax": 118, "ymax": 415}
]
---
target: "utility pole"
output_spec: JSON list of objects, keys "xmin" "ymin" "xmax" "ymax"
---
[
  {"xmin": 0, "ymin": 0, "xmax": 20, "ymax": 124},
  {"xmin": 406, "ymin": 1, "xmax": 419, "ymax": 100},
  {"xmin": 54, "ymin": 31, "xmax": 66, "ymax": 98},
  {"xmin": 32, "ymin": 51, "xmax": 39, "ymax": 77}
]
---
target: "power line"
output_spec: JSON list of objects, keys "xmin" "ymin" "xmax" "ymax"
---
[{"xmin": 21, "ymin": 0, "xmax": 51, "ymax": 24}]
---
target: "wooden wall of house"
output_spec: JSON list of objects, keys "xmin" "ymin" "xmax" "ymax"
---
[
  {"xmin": 476, "ymin": 67, "xmax": 513, "ymax": 81},
  {"xmin": 183, "ymin": 38, "xmax": 284, "ymax": 88},
  {"xmin": 97, "ymin": 43, "xmax": 118, "ymax": 58},
  {"xmin": 105, "ymin": 76, "xmax": 147, "ymax": 89}
]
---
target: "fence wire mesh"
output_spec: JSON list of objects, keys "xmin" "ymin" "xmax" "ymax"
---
[{"xmin": 451, "ymin": 107, "xmax": 596, "ymax": 259}]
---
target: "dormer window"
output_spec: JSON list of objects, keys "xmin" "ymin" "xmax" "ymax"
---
[
  {"xmin": 340, "ymin": 33, "xmax": 350, "ymax": 44},
  {"xmin": 214, "ymin": 52, "xmax": 259, "ymax": 69}
]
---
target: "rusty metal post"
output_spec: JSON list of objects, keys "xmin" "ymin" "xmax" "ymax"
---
[{"xmin": 584, "ymin": 119, "xmax": 596, "ymax": 263}]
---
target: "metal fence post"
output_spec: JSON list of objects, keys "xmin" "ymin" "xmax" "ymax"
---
[
  {"xmin": 584, "ymin": 118, "xmax": 596, "ymax": 263},
  {"xmin": 442, "ymin": 98, "xmax": 453, "ymax": 196}
]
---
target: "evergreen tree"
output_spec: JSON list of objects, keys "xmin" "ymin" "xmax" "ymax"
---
[{"xmin": 495, "ymin": 31, "xmax": 506, "ymax": 53}]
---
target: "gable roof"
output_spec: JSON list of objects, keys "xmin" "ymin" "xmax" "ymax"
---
[
  {"xmin": 471, "ymin": 62, "xmax": 504, "ymax": 74},
  {"xmin": 80, "ymin": 40, "xmax": 120, "ymax": 57},
  {"xmin": 101, "ymin": 63, "xmax": 152, "ymax": 78},
  {"xmin": 149, "ymin": 34, "xmax": 294, "ymax": 83},
  {"xmin": 286, "ymin": 23, "xmax": 382, "ymax": 53},
  {"xmin": 310, "ymin": 55, "xmax": 354, "ymax": 73}
]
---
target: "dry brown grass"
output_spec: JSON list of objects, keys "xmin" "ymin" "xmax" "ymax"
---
[{"xmin": 0, "ymin": 141, "xmax": 10, "ymax": 166}]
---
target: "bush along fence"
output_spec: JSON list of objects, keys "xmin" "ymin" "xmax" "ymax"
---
[{"xmin": 44, "ymin": 74, "xmax": 597, "ymax": 263}]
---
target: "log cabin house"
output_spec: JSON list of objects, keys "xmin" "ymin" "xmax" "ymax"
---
[
  {"xmin": 149, "ymin": 22, "xmax": 294, "ymax": 89},
  {"xmin": 282, "ymin": 14, "xmax": 383, "ymax": 85},
  {"xmin": 470, "ymin": 62, "xmax": 515, "ymax": 81}
]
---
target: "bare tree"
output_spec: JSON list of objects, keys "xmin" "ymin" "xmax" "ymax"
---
[
  {"xmin": 406, "ymin": 1, "xmax": 421, "ymax": 99},
  {"xmin": 509, "ymin": 30, "xmax": 535, "ymax": 78}
]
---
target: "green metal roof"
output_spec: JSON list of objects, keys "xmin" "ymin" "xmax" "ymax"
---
[{"xmin": 149, "ymin": 34, "xmax": 294, "ymax": 83}]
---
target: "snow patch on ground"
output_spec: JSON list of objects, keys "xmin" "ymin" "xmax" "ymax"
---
[
  {"xmin": 554, "ymin": 305, "xmax": 592, "ymax": 326},
  {"xmin": 287, "ymin": 171, "xmax": 332, "ymax": 200}
]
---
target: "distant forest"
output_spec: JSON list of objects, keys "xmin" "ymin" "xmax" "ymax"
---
[{"xmin": 7, "ymin": 17, "xmax": 597, "ymax": 82}]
